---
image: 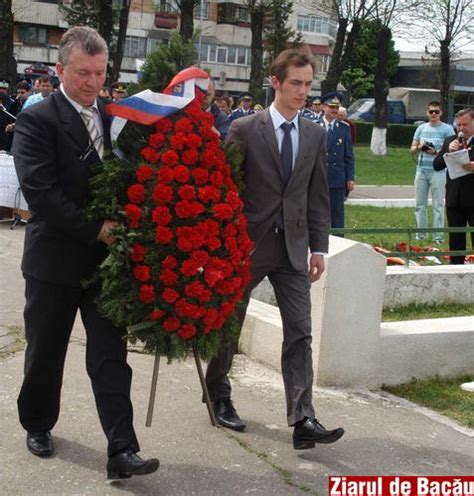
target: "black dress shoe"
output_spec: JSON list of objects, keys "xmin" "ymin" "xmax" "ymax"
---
[
  {"xmin": 107, "ymin": 450, "xmax": 160, "ymax": 480},
  {"xmin": 26, "ymin": 431, "xmax": 54, "ymax": 457},
  {"xmin": 213, "ymin": 399, "xmax": 246, "ymax": 431},
  {"xmin": 293, "ymin": 418, "xmax": 344, "ymax": 450}
]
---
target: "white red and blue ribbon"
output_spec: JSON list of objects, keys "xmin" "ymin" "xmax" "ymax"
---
[{"xmin": 108, "ymin": 67, "xmax": 210, "ymax": 143}]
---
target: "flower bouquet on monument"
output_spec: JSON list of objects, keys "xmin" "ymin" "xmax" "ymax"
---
[{"xmin": 86, "ymin": 68, "xmax": 253, "ymax": 363}]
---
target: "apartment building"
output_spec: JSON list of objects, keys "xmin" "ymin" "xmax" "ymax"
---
[{"xmin": 11, "ymin": 0, "xmax": 337, "ymax": 95}]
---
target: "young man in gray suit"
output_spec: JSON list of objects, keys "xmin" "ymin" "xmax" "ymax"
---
[{"xmin": 205, "ymin": 48, "xmax": 344, "ymax": 449}]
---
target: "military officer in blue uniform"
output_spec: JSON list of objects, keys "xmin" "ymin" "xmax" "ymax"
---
[
  {"xmin": 299, "ymin": 97, "xmax": 315, "ymax": 121},
  {"xmin": 229, "ymin": 92, "xmax": 255, "ymax": 121},
  {"xmin": 311, "ymin": 97, "xmax": 324, "ymax": 121},
  {"xmin": 319, "ymin": 94, "xmax": 355, "ymax": 229}
]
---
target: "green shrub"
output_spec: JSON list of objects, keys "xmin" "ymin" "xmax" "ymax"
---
[{"xmin": 354, "ymin": 121, "xmax": 418, "ymax": 147}]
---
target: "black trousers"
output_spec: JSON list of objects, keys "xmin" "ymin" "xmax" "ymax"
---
[
  {"xmin": 205, "ymin": 229, "xmax": 315, "ymax": 426},
  {"xmin": 17, "ymin": 276, "xmax": 139, "ymax": 457},
  {"xmin": 446, "ymin": 206, "xmax": 474, "ymax": 264}
]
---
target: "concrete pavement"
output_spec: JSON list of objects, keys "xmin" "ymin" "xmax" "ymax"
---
[{"xmin": 1, "ymin": 223, "xmax": 473, "ymax": 495}]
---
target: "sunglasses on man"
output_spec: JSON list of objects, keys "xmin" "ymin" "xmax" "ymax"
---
[{"xmin": 428, "ymin": 109, "xmax": 441, "ymax": 114}]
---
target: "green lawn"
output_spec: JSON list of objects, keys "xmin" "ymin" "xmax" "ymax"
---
[
  {"xmin": 383, "ymin": 375, "xmax": 474, "ymax": 428},
  {"xmin": 382, "ymin": 303, "xmax": 473, "ymax": 321},
  {"xmin": 345, "ymin": 205, "xmax": 450, "ymax": 253},
  {"xmin": 354, "ymin": 145, "xmax": 415, "ymax": 185}
]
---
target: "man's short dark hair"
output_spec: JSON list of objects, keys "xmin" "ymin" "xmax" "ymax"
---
[
  {"xmin": 38, "ymin": 75, "xmax": 52, "ymax": 84},
  {"xmin": 217, "ymin": 96, "xmax": 231, "ymax": 107},
  {"xmin": 58, "ymin": 26, "xmax": 108, "ymax": 67},
  {"xmin": 17, "ymin": 81, "xmax": 30, "ymax": 91},
  {"xmin": 427, "ymin": 101, "xmax": 441, "ymax": 108},
  {"xmin": 270, "ymin": 47, "xmax": 316, "ymax": 83},
  {"xmin": 456, "ymin": 108, "xmax": 474, "ymax": 119}
]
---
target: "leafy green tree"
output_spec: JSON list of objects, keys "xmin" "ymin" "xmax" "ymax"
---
[
  {"xmin": 139, "ymin": 31, "xmax": 196, "ymax": 93},
  {"xmin": 264, "ymin": 0, "xmax": 298, "ymax": 66},
  {"xmin": 341, "ymin": 68, "xmax": 374, "ymax": 102}
]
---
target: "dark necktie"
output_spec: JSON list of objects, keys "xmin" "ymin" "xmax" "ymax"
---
[
  {"xmin": 327, "ymin": 122, "xmax": 333, "ymax": 137},
  {"xmin": 280, "ymin": 121, "xmax": 293, "ymax": 184}
]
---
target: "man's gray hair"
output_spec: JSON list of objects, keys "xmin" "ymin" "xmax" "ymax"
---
[
  {"xmin": 58, "ymin": 26, "xmax": 108, "ymax": 66},
  {"xmin": 456, "ymin": 108, "xmax": 474, "ymax": 119}
]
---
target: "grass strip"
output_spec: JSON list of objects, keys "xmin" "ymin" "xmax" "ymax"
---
[
  {"xmin": 382, "ymin": 303, "xmax": 473, "ymax": 321},
  {"xmin": 383, "ymin": 375, "xmax": 474, "ymax": 428}
]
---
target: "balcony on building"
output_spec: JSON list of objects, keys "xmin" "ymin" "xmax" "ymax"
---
[
  {"xmin": 217, "ymin": 2, "xmax": 251, "ymax": 27},
  {"xmin": 155, "ymin": 1, "xmax": 179, "ymax": 29}
]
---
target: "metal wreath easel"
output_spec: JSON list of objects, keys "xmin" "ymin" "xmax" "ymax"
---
[{"xmin": 144, "ymin": 345, "xmax": 218, "ymax": 428}]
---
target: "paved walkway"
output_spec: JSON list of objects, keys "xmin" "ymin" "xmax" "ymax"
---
[{"xmin": 1, "ymin": 224, "xmax": 473, "ymax": 495}]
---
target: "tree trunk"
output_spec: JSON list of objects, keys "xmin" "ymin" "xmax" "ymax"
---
[
  {"xmin": 97, "ymin": 0, "xmax": 114, "ymax": 47},
  {"xmin": 0, "ymin": 0, "xmax": 17, "ymax": 88},
  {"xmin": 248, "ymin": 6, "xmax": 265, "ymax": 104},
  {"xmin": 340, "ymin": 19, "xmax": 361, "ymax": 77},
  {"xmin": 320, "ymin": 18, "xmax": 347, "ymax": 95},
  {"xmin": 110, "ymin": 0, "xmax": 130, "ymax": 83},
  {"xmin": 439, "ymin": 37, "xmax": 451, "ymax": 123},
  {"xmin": 371, "ymin": 25, "xmax": 391, "ymax": 156},
  {"xmin": 179, "ymin": 0, "xmax": 196, "ymax": 41}
]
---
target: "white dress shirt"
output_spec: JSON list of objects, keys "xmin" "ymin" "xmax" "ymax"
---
[{"xmin": 269, "ymin": 103, "xmax": 299, "ymax": 170}]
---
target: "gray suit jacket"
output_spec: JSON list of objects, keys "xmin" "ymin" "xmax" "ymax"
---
[{"xmin": 227, "ymin": 108, "xmax": 330, "ymax": 271}]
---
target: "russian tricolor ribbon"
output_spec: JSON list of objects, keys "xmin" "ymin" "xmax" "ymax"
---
[{"xmin": 107, "ymin": 67, "xmax": 210, "ymax": 143}]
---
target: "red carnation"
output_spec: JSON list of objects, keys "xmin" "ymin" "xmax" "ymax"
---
[
  {"xmin": 201, "ymin": 149, "xmax": 217, "ymax": 167},
  {"xmin": 162, "ymin": 255, "xmax": 178, "ymax": 269},
  {"xmin": 180, "ymin": 258, "xmax": 200, "ymax": 276},
  {"xmin": 151, "ymin": 205, "xmax": 172, "ymax": 225},
  {"xmin": 224, "ymin": 224, "xmax": 238, "ymax": 238},
  {"xmin": 152, "ymin": 183, "xmax": 173, "ymax": 204},
  {"xmin": 177, "ymin": 236, "xmax": 194, "ymax": 252},
  {"xmin": 204, "ymin": 266, "xmax": 224, "ymax": 287},
  {"xmin": 141, "ymin": 146, "xmax": 160, "ymax": 163},
  {"xmin": 139, "ymin": 284, "xmax": 155, "ymax": 304},
  {"xmin": 174, "ymin": 118, "xmax": 193, "ymax": 133},
  {"xmin": 130, "ymin": 243, "xmax": 146, "ymax": 262},
  {"xmin": 150, "ymin": 309, "xmax": 165, "ymax": 320},
  {"xmin": 155, "ymin": 226, "xmax": 174, "ymax": 245},
  {"xmin": 173, "ymin": 165, "xmax": 191, "ymax": 183},
  {"xmin": 136, "ymin": 164, "xmax": 154, "ymax": 183},
  {"xmin": 133, "ymin": 264, "xmax": 151, "ymax": 282},
  {"xmin": 155, "ymin": 118, "xmax": 173, "ymax": 134},
  {"xmin": 160, "ymin": 269, "xmax": 178, "ymax": 286},
  {"xmin": 226, "ymin": 191, "xmax": 242, "ymax": 210},
  {"xmin": 192, "ymin": 168, "xmax": 209, "ymax": 185},
  {"xmin": 191, "ymin": 250, "xmax": 210, "ymax": 266},
  {"xmin": 169, "ymin": 133, "xmax": 187, "ymax": 151},
  {"xmin": 149, "ymin": 132, "xmax": 166, "ymax": 149},
  {"xmin": 210, "ymin": 171, "xmax": 224, "ymax": 187},
  {"xmin": 186, "ymin": 133, "xmax": 202, "ymax": 149},
  {"xmin": 124, "ymin": 204, "xmax": 142, "ymax": 228},
  {"xmin": 207, "ymin": 237, "xmax": 222, "ymax": 251},
  {"xmin": 162, "ymin": 288, "xmax": 180, "ymax": 303},
  {"xmin": 157, "ymin": 167, "xmax": 174, "ymax": 183},
  {"xmin": 212, "ymin": 203, "xmax": 234, "ymax": 220},
  {"xmin": 181, "ymin": 149, "xmax": 198, "ymax": 166},
  {"xmin": 198, "ymin": 185, "xmax": 221, "ymax": 204},
  {"xmin": 163, "ymin": 317, "xmax": 180, "ymax": 332},
  {"xmin": 161, "ymin": 150, "xmax": 179, "ymax": 167},
  {"xmin": 127, "ymin": 184, "xmax": 145, "ymax": 204},
  {"xmin": 178, "ymin": 323, "xmax": 197, "ymax": 340},
  {"xmin": 178, "ymin": 185, "xmax": 196, "ymax": 201}
]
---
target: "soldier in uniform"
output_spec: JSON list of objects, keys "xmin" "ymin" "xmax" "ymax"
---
[
  {"xmin": 299, "ymin": 97, "xmax": 315, "ymax": 121},
  {"xmin": 319, "ymin": 94, "xmax": 355, "ymax": 229},
  {"xmin": 111, "ymin": 82, "xmax": 127, "ymax": 102},
  {"xmin": 312, "ymin": 97, "xmax": 324, "ymax": 121},
  {"xmin": 229, "ymin": 92, "xmax": 255, "ymax": 121}
]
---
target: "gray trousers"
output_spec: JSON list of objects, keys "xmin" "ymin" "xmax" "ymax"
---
[{"xmin": 205, "ymin": 228, "xmax": 315, "ymax": 426}]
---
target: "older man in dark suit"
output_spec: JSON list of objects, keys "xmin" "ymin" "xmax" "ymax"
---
[
  {"xmin": 205, "ymin": 48, "xmax": 344, "ymax": 449},
  {"xmin": 13, "ymin": 26, "xmax": 158, "ymax": 479},
  {"xmin": 433, "ymin": 108, "xmax": 474, "ymax": 264}
]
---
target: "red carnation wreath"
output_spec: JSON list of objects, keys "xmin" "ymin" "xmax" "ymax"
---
[{"xmin": 87, "ymin": 88, "xmax": 253, "ymax": 360}]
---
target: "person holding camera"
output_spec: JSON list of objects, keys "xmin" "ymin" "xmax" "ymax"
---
[{"xmin": 410, "ymin": 102, "xmax": 455, "ymax": 243}]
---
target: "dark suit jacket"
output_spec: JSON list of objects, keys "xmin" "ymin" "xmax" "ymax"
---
[
  {"xmin": 433, "ymin": 136, "xmax": 474, "ymax": 208},
  {"xmin": 13, "ymin": 91, "xmax": 111, "ymax": 287},
  {"xmin": 226, "ymin": 108, "xmax": 330, "ymax": 271}
]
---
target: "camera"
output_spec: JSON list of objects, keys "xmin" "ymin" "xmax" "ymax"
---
[{"xmin": 421, "ymin": 141, "xmax": 435, "ymax": 152}]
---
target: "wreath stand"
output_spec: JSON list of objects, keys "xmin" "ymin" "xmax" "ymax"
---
[{"xmin": 145, "ymin": 345, "xmax": 218, "ymax": 427}]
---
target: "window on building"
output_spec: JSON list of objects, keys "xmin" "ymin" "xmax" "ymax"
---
[
  {"xmin": 194, "ymin": 43, "xmax": 250, "ymax": 66},
  {"xmin": 297, "ymin": 14, "xmax": 337, "ymax": 37},
  {"xmin": 19, "ymin": 25, "xmax": 48, "ymax": 45},
  {"xmin": 194, "ymin": 1, "xmax": 210, "ymax": 19},
  {"xmin": 124, "ymin": 36, "xmax": 147, "ymax": 58},
  {"xmin": 155, "ymin": 0, "xmax": 179, "ymax": 13},
  {"xmin": 320, "ymin": 55, "xmax": 331, "ymax": 74}
]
